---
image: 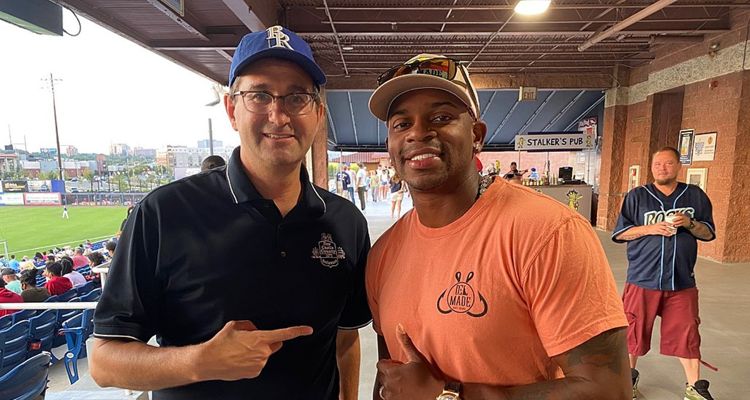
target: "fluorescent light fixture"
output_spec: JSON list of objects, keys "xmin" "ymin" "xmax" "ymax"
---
[
  {"xmin": 514, "ymin": 0, "xmax": 551, "ymax": 15},
  {"xmin": 342, "ymin": 45, "xmax": 355, "ymax": 51}
]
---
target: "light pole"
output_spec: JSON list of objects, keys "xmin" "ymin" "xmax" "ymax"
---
[{"xmin": 44, "ymin": 73, "xmax": 64, "ymax": 183}]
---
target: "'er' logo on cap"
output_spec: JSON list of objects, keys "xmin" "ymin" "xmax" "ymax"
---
[{"xmin": 266, "ymin": 25, "xmax": 293, "ymax": 50}]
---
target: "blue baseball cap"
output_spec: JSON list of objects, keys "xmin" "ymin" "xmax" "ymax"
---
[{"xmin": 229, "ymin": 25, "xmax": 326, "ymax": 87}]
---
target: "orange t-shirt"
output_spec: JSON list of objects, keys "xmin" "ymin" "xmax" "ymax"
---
[{"xmin": 366, "ymin": 179, "xmax": 627, "ymax": 386}]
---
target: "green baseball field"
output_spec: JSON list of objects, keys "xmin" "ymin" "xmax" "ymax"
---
[{"xmin": 0, "ymin": 206, "xmax": 127, "ymax": 257}]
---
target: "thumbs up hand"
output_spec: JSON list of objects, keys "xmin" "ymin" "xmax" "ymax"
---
[{"xmin": 375, "ymin": 324, "xmax": 444, "ymax": 400}]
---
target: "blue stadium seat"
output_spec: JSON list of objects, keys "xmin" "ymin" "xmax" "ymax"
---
[
  {"xmin": 43, "ymin": 295, "xmax": 59, "ymax": 303},
  {"xmin": 91, "ymin": 241, "xmax": 106, "ymax": 250},
  {"xmin": 0, "ymin": 321, "xmax": 30, "ymax": 375},
  {"xmin": 79, "ymin": 288, "xmax": 102, "ymax": 302},
  {"xmin": 55, "ymin": 290, "xmax": 77, "ymax": 303},
  {"xmin": 76, "ymin": 265, "xmax": 92, "ymax": 277},
  {"xmin": 0, "ymin": 315, "xmax": 13, "ymax": 331},
  {"xmin": 73, "ymin": 281, "xmax": 96, "ymax": 297},
  {"xmin": 52, "ymin": 299, "xmax": 80, "ymax": 348},
  {"xmin": 0, "ymin": 352, "xmax": 51, "ymax": 400},
  {"xmin": 11, "ymin": 310, "xmax": 35, "ymax": 325},
  {"xmin": 61, "ymin": 309, "xmax": 94, "ymax": 384},
  {"xmin": 27, "ymin": 310, "xmax": 57, "ymax": 360}
]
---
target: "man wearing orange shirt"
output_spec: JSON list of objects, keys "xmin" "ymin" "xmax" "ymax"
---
[{"xmin": 366, "ymin": 54, "xmax": 631, "ymax": 400}]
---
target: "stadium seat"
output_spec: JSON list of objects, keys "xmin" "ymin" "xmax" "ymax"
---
[
  {"xmin": 27, "ymin": 310, "xmax": 57, "ymax": 359},
  {"xmin": 53, "ymin": 299, "xmax": 80, "ymax": 348},
  {"xmin": 0, "ymin": 315, "xmax": 13, "ymax": 331},
  {"xmin": 56, "ymin": 290, "xmax": 77, "ymax": 303},
  {"xmin": 73, "ymin": 281, "xmax": 96, "ymax": 297},
  {"xmin": 0, "ymin": 352, "xmax": 51, "ymax": 400},
  {"xmin": 79, "ymin": 288, "xmax": 102, "ymax": 302},
  {"xmin": 61, "ymin": 309, "xmax": 94, "ymax": 384},
  {"xmin": 0, "ymin": 320, "xmax": 30, "ymax": 375},
  {"xmin": 76, "ymin": 265, "xmax": 92, "ymax": 277},
  {"xmin": 11, "ymin": 309, "xmax": 36, "ymax": 325},
  {"xmin": 43, "ymin": 295, "xmax": 59, "ymax": 303}
]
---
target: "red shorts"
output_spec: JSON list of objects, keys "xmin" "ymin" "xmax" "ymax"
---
[{"xmin": 622, "ymin": 283, "xmax": 701, "ymax": 359}]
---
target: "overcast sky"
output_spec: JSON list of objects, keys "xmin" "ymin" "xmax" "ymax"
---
[{"xmin": 0, "ymin": 12, "xmax": 239, "ymax": 154}]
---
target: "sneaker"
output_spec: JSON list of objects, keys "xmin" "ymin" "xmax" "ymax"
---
[
  {"xmin": 631, "ymin": 368, "xmax": 639, "ymax": 399},
  {"xmin": 685, "ymin": 380, "xmax": 715, "ymax": 400}
]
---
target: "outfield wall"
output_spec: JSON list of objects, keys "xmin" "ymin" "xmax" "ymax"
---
[{"xmin": 0, "ymin": 192, "xmax": 62, "ymax": 206}]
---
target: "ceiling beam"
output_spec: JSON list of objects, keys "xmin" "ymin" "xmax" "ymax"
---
[
  {"xmin": 143, "ymin": 0, "xmax": 208, "ymax": 40},
  {"xmin": 579, "ymin": 0, "xmax": 679, "ymax": 51},
  {"xmin": 298, "ymin": 29, "xmax": 728, "ymax": 37},
  {"xmin": 334, "ymin": 58, "xmax": 652, "ymax": 64},
  {"xmin": 319, "ymin": 17, "xmax": 722, "ymax": 25},
  {"xmin": 314, "ymin": 4, "xmax": 750, "ymax": 11},
  {"xmin": 223, "ymin": 0, "xmax": 279, "ymax": 31}
]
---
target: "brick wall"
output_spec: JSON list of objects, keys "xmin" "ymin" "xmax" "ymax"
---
[{"xmin": 600, "ymin": 70, "xmax": 749, "ymax": 262}]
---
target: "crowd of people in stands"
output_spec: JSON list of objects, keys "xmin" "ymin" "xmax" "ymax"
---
[{"xmin": 0, "ymin": 239, "xmax": 115, "ymax": 316}]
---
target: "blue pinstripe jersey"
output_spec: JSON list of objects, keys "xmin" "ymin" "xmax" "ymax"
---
[{"xmin": 612, "ymin": 182, "xmax": 715, "ymax": 291}]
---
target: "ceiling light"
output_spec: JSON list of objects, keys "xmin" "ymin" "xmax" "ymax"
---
[
  {"xmin": 342, "ymin": 45, "xmax": 354, "ymax": 51},
  {"xmin": 514, "ymin": 0, "xmax": 551, "ymax": 16}
]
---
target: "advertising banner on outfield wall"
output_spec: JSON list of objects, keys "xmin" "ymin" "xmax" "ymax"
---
[
  {"xmin": 1, "ymin": 180, "xmax": 28, "ymax": 193},
  {"xmin": 24, "ymin": 192, "xmax": 62, "ymax": 206},
  {"xmin": 27, "ymin": 180, "xmax": 52, "ymax": 192},
  {"xmin": 0, "ymin": 193, "xmax": 24, "ymax": 205}
]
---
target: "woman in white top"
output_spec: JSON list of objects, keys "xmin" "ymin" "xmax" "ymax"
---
[{"xmin": 60, "ymin": 257, "xmax": 87, "ymax": 287}]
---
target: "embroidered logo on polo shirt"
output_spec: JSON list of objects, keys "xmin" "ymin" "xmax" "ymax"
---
[
  {"xmin": 436, "ymin": 271, "xmax": 488, "ymax": 317},
  {"xmin": 311, "ymin": 233, "xmax": 346, "ymax": 268}
]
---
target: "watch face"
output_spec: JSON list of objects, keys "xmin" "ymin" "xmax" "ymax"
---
[{"xmin": 437, "ymin": 394, "xmax": 459, "ymax": 400}]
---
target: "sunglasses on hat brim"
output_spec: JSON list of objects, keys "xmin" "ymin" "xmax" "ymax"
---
[{"xmin": 377, "ymin": 57, "xmax": 479, "ymax": 119}]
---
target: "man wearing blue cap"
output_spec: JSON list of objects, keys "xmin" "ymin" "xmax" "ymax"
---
[{"xmin": 90, "ymin": 26, "xmax": 371, "ymax": 400}]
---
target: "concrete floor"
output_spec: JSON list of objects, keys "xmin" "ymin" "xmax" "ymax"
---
[{"xmin": 47, "ymin": 194, "xmax": 748, "ymax": 399}]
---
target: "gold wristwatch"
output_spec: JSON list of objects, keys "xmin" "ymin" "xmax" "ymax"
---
[{"xmin": 436, "ymin": 381, "xmax": 461, "ymax": 400}]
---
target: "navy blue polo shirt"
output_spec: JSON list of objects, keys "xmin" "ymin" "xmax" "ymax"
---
[
  {"xmin": 94, "ymin": 147, "xmax": 372, "ymax": 400},
  {"xmin": 612, "ymin": 182, "xmax": 715, "ymax": 291}
]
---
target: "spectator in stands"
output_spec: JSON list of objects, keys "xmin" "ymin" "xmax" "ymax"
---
[
  {"xmin": 20, "ymin": 261, "xmax": 37, "ymax": 271},
  {"xmin": 86, "ymin": 251, "xmax": 106, "ymax": 285},
  {"xmin": 0, "ymin": 277, "xmax": 23, "ymax": 316},
  {"xmin": 105, "ymin": 241, "xmax": 117, "ymax": 258},
  {"xmin": 20, "ymin": 269, "xmax": 50, "ymax": 302},
  {"xmin": 87, "ymin": 251, "xmax": 106, "ymax": 267},
  {"xmin": 201, "ymin": 155, "xmax": 226, "ymax": 172},
  {"xmin": 72, "ymin": 247, "xmax": 89, "ymax": 269},
  {"xmin": 8, "ymin": 254, "xmax": 20, "ymax": 272},
  {"xmin": 0, "ymin": 255, "xmax": 7, "ymax": 268},
  {"xmin": 61, "ymin": 258, "xmax": 87, "ymax": 287},
  {"xmin": 44, "ymin": 261, "xmax": 72, "ymax": 296},
  {"xmin": 1, "ymin": 268, "xmax": 22, "ymax": 295},
  {"xmin": 34, "ymin": 252, "xmax": 44, "ymax": 263},
  {"xmin": 90, "ymin": 26, "xmax": 370, "ymax": 400}
]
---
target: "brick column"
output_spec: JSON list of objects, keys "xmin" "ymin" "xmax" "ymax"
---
[
  {"xmin": 311, "ymin": 107, "xmax": 329, "ymax": 188},
  {"xmin": 721, "ymin": 70, "xmax": 750, "ymax": 262},
  {"xmin": 597, "ymin": 102, "xmax": 628, "ymax": 230}
]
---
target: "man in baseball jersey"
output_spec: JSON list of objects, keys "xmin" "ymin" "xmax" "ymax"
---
[{"xmin": 613, "ymin": 146, "xmax": 716, "ymax": 400}]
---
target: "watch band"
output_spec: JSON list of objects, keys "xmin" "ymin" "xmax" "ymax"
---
[
  {"xmin": 445, "ymin": 381, "xmax": 461, "ymax": 393},
  {"xmin": 435, "ymin": 381, "xmax": 462, "ymax": 400}
]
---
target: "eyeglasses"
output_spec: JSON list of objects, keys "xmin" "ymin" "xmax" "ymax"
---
[
  {"xmin": 231, "ymin": 91, "xmax": 319, "ymax": 116},
  {"xmin": 376, "ymin": 57, "xmax": 479, "ymax": 119}
]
